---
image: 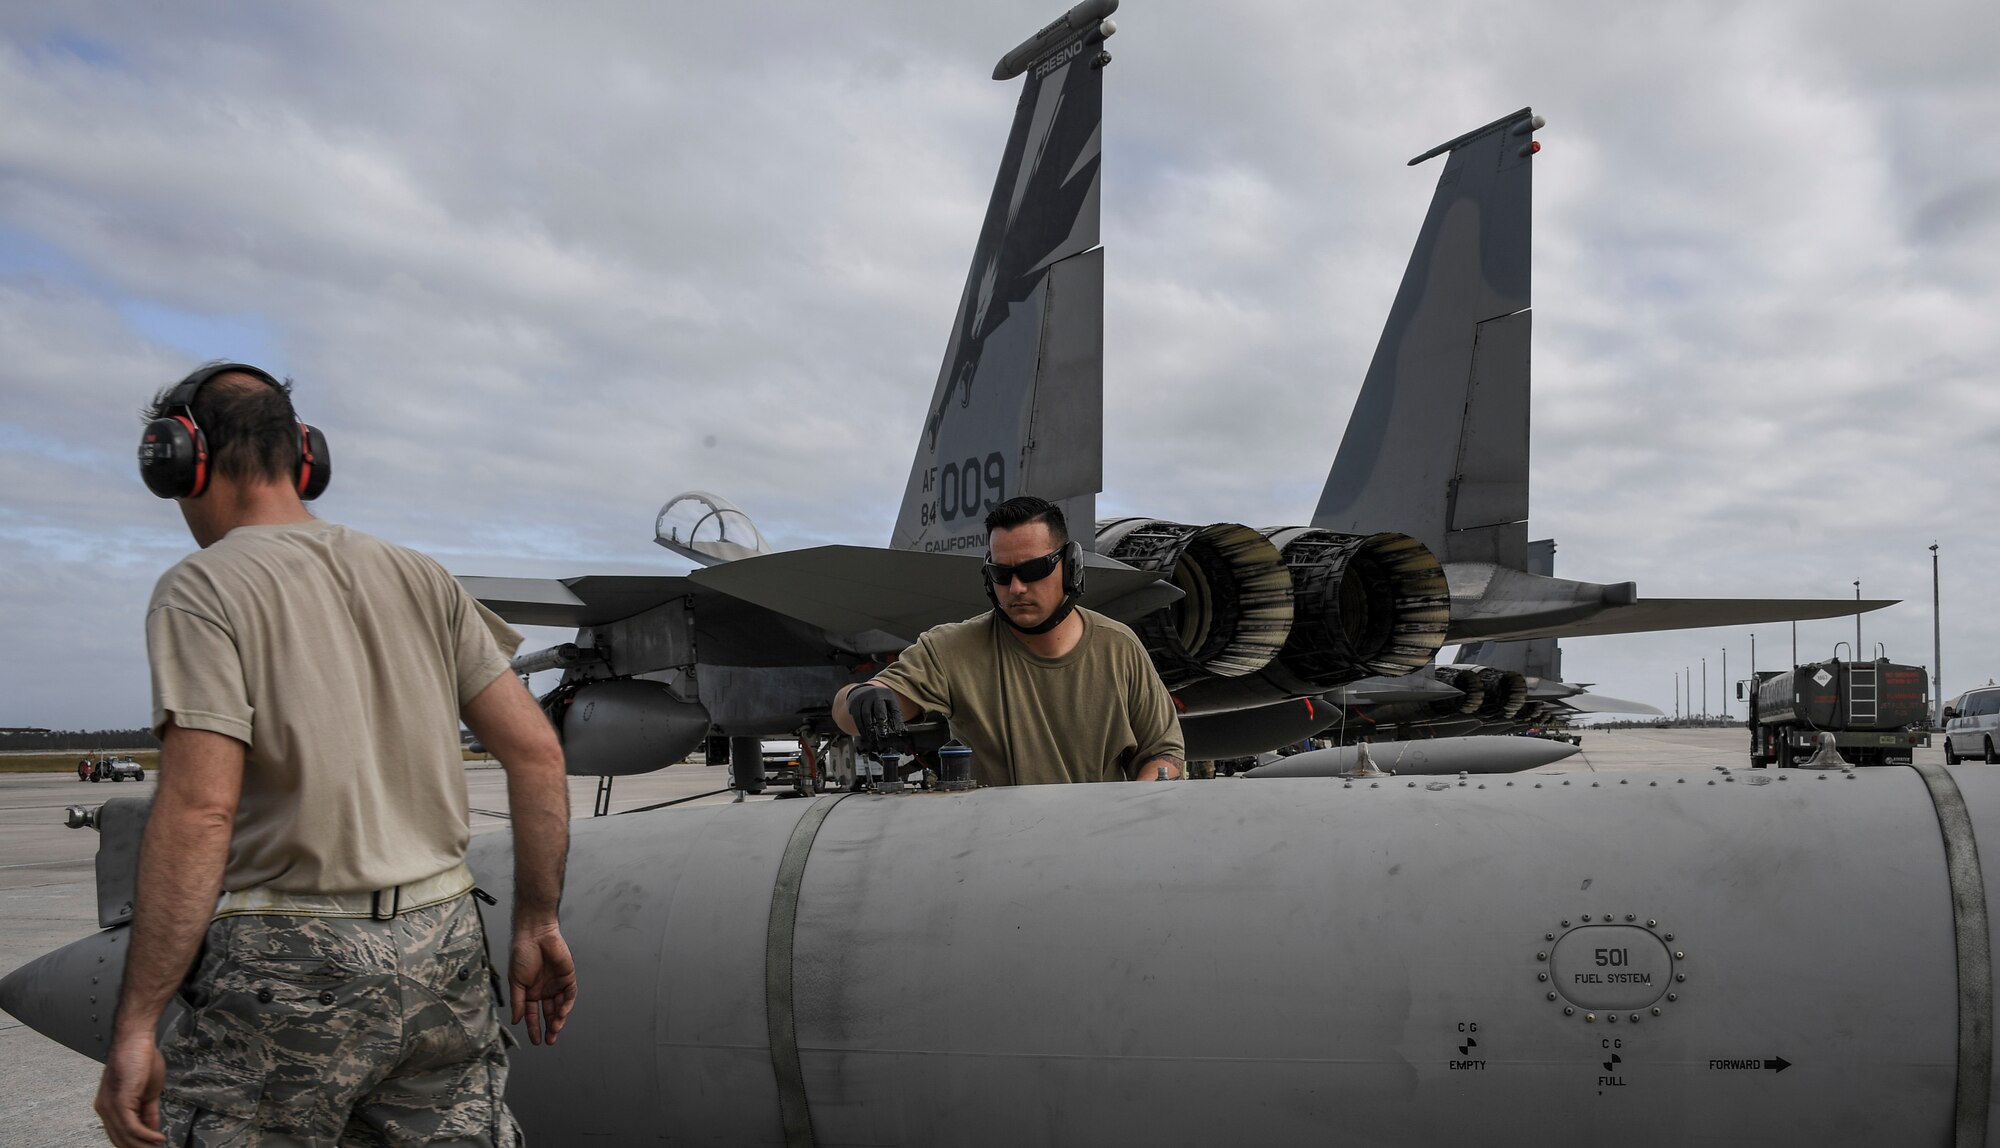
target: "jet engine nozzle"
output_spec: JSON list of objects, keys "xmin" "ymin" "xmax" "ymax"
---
[
  {"xmin": 544, "ymin": 678, "xmax": 712, "ymax": 777},
  {"xmin": 1430, "ymin": 665, "xmax": 1487, "ymax": 715},
  {"xmin": 1448, "ymin": 665, "xmax": 1529, "ymax": 721},
  {"xmin": 1094, "ymin": 518, "xmax": 1294, "ymax": 688},
  {"xmin": 1261, "ymin": 529, "xmax": 1449, "ymax": 691}
]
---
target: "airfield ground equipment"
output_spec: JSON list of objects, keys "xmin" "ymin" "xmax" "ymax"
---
[
  {"xmin": 1744, "ymin": 653, "xmax": 1930, "ymax": 767},
  {"xmin": 76, "ymin": 756, "xmax": 145, "ymax": 783}
]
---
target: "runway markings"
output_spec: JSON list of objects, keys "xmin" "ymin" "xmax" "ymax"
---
[{"xmin": 0, "ymin": 858, "xmax": 92, "ymax": 871}]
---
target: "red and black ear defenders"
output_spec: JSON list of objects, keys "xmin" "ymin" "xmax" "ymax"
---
[
  {"xmin": 982, "ymin": 539, "xmax": 1086, "ymax": 636},
  {"xmin": 137, "ymin": 363, "xmax": 330, "ymax": 501}
]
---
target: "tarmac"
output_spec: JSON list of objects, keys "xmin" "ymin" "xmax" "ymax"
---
[{"xmin": 0, "ymin": 727, "xmax": 1947, "ymax": 1145}]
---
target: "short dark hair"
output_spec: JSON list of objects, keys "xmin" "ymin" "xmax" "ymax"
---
[
  {"xmin": 985, "ymin": 495, "xmax": 1067, "ymax": 544},
  {"xmin": 144, "ymin": 364, "xmax": 301, "ymax": 486}
]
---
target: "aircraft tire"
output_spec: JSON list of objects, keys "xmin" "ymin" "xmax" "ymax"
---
[
  {"xmin": 1946, "ymin": 740, "xmax": 1962, "ymax": 765},
  {"xmin": 1986, "ymin": 738, "xmax": 1997, "ymax": 766}
]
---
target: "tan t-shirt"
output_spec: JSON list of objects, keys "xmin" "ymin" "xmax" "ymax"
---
[
  {"xmin": 146, "ymin": 519, "xmax": 521, "ymax": 893},
  {"xmin": 871, "ymin": 608, "xmax": 1183, "ymax": 785}
]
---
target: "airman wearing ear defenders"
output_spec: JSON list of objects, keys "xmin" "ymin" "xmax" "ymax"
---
[
  {"xmin": 833, "ymin": 495, "xmax": 1184, "ymax": 786},
  {"xmin": 99, "ymin": 363, "xmax": 578, "ymax": 1148}
]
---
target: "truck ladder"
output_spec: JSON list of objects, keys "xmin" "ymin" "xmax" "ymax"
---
[{"xmin": 1849, "ymin": 663, "xmax": 1878, "ymax": 726}]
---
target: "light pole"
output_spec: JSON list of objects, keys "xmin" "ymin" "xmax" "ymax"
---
[
  {"xmin": 1721, "ymin": 648, "xmax": 1728, "ymax": 721},
  {"xmin": 1674, "ymin": 672, "xmax": 1680, "ymax": 722},
  {"xmin": 1701, "ymin": 657, "xmax": 1708, "ymax": 722},
  {"xmin": 1933, "ymin": 543, "xmax": 1943, "ymax": 726},
  {"xmin": 1686, "ymin": 666, "xmax": 1692, "ymax": 726}
]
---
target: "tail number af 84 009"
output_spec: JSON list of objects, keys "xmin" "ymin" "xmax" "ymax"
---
[{"xmin": 920, "ymin": 453, "xmax": 1007, "ymax": 526}]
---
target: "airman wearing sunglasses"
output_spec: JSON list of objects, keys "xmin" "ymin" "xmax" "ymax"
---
[{"xmin": 833, "ymin": 496, "xmax": 1184, "ymax": 785}]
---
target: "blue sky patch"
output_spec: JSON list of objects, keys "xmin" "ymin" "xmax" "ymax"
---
[{"xmin": 113, "ymin": 301, "xmax": 281, "ymax": 373}]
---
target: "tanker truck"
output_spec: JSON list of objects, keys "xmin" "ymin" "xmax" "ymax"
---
[{"xmin": 1744, "ymin": 653, "xmax": 1931, "ymax": 767}]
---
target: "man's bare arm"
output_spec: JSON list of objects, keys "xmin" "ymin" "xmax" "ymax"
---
[
  {"xmin": 1134, "ymin": 754, "xmax": 1184, "ymax": 781},
  {"xmin": 462, "ymin": 673, "xmax": 576, "ymax": 1045},
  {"xmin": 96, "ymin": 722, "xmax": 244, "ymax": 1147}
]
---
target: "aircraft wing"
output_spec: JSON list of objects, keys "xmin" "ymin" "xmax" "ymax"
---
[
  {"xmin": 456, "ymin": 575, "xmax": 701, "ymax": 628},
  {"xmin": 686, "ymin": 545, "xmax": 1178, "ymax": 642},
  {"xmin": 1446, "ymin": 596, "xmax": 1899, "ymax": 644},
  {"xmin": 1557, "ymin": 691, "xmax": 1664, "ymax": 716}
]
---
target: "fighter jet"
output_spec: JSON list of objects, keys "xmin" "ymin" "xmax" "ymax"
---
[{"xmin": 470, "ymin": 23, "xmax": 1890, "ymax": 784}]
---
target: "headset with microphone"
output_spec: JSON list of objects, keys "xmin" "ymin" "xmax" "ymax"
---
[{"xmin": 137, "ymin": 362, "xmax": 330, "ymax": 501}]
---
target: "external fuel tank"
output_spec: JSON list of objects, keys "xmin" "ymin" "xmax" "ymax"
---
[{"xmin": 463, "ymin": 766, "xmax": 2000, "ymax": 1146}]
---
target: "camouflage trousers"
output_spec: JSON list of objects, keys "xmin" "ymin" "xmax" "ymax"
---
[{"xmin": 160, "ymin": 893, "xmax": 523, "ymax": 1147}]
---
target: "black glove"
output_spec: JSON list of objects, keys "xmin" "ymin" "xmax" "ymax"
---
[{"xmin": 846, "ymin": 684, "xmax": 909, "ymax": 753}]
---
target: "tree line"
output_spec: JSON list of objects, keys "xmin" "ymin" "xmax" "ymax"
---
[{"xmin": 0, "ymin": 729, "xmax": 161, "ymax": 752}]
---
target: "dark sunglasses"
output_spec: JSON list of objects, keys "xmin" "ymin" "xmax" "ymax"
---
[{"xmin": 982, "ymin": 548, "xmax": 1064, "ymax": 586}]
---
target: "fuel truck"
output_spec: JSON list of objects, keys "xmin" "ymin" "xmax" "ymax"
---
[{"xmin": 1744, "ymin": 654, "xmax": 1931, "ymax": 767}]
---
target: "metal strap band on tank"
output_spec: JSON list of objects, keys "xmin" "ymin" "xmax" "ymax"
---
[
  {"xmin": 1909, "ymin": 761, "xmax": 1993, "ymax": 1147},
  {"xmin": 766, "ymin": 793, "xmax": 848, "ymax": 1148}
]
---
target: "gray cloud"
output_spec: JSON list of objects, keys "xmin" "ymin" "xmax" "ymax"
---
[{"xmin": 0, "ymin": 0, "xmax": 1995, "ymax": 727}]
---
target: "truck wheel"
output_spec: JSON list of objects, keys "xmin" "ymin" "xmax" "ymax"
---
[
  {"xmin": 1776, "ymin": 736, "xmax": 1794, "ymax": 769},
  {"xmin": 1947, "ymin": 740, "xmax": 1962, "ymax": 765},
  {"xmin": 1987, "ymin": 738, "xmax": 1998, "ymax": 766},
  {"xmin": 1750, "ymin": 755, "xmax": 1769, "ymax": 769}
]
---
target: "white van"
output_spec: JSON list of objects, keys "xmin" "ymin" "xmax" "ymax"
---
[{"xmin": 1944, "ymin": 686, "xmax": 2000, "ymax": 764}]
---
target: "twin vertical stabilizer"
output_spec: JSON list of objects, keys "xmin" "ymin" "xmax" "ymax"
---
[
  {"xmin": 889, "ymin": 1, "xmax": 1116, "ymax": 554},
  {"xmin": 1312, "ymin": 108, "xmax": 1542, "ymax": 569}
]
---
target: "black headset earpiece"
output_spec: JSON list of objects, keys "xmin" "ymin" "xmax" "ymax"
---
[
  {"xmin": 1059, "ymin": 539, "xmax": 1086, "ymax": 599},
  {"xmin": 137, "ymin": 410, "xmax": 208, "ymax": 499},
  {"xmin": 137, "ymin": 363, "xmax": 331, "ymax": 501},
  {"xmin": 297, "ymin": 422, "xmax": 331, "ymax": 501}
]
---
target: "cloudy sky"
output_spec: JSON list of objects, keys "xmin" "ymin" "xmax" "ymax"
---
[{"xmin": 2, "ymin": 0, "xmax": 1994, "ymax": 730}]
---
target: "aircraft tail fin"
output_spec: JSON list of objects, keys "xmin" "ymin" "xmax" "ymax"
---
[
  {"xmin": 890, "ymin": 0, "xmax": 1116, "ymax": 554},
  {"xmin": 1453, "ymin": 539, "xmax": 1560, "ymax": 678},
  {"xmin": 1312, "ymin": 109, "xmax": 1544, "ymax": 568}
]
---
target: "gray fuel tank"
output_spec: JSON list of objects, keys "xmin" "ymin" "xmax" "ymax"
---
[{"xmin": 468, "ymin": 765, "xmax": 2000, "ymax": 1146}]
